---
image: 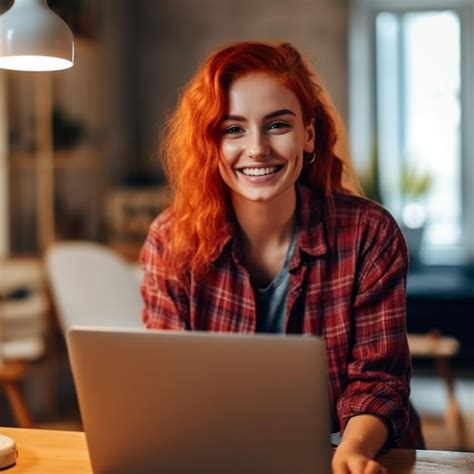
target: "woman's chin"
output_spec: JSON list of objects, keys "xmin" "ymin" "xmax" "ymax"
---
[{"xmin": 230, "ymin": 183, "xmax": 294, "ymax": 205}]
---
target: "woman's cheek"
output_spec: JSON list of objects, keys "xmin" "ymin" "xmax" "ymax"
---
[{"xmin": 220, "ymin": 141, "xmax": 238, "ymax": 163}]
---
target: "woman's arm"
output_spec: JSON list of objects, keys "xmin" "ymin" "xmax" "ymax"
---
[
  {"xmin": 336, "ymin": 210, "xmax": 411, "ymax": 444},
  {"xmin": 332, "ymin": 414, "xmax": 388, "ymax": 474},
  {"xmin": 333, "ymin": 208, "xmax": 412, "ymax": 473}
]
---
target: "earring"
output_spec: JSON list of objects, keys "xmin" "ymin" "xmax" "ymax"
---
[{"xmin": 303, "ymin": 151, "xmax": 316, "ymax": 164}]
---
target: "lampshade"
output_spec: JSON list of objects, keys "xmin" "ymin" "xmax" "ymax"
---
[{"xmin": 0, "ymin": 0, "xmax": 74, "ymax": 71}]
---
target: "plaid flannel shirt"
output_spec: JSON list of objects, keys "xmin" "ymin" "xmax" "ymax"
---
[{"xmin": 140, "ymin": 185, "xmax": 424, "ymax": 448}]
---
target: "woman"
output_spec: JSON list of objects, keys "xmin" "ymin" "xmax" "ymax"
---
[{"xmin": 140, "ymin": 41, "xmax": 424, "ymax": 474}]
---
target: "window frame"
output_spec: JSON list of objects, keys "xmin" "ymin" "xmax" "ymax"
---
[{"xmin": 349, "ymin": 0, "xmax": 474, "ymax": 264}]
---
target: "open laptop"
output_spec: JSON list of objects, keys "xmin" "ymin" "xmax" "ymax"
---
[{"xmin": 67, "ymin": 326, "xmax": 332, "ymax": 474}]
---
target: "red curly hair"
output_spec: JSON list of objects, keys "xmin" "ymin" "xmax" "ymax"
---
[{"xmin": 160, "ymin": 41, "xmax": 361, "ymax": 275}]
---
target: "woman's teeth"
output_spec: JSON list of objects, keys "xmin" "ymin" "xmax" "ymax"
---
[{"xmin": 241, "ymin": 166, "xmax": 279, "ymax": 176}]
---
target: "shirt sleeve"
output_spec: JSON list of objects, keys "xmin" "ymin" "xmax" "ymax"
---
[
  {"xmin": 336, "ymin": 210, "xmax": 411, "ymax": 445},
  {"xmin": 139, "ymin": 214, "xmax": 190, "ymax": 330}
]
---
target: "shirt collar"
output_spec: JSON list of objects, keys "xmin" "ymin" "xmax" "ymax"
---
[{"xmin": 295, "ymin": 184, "xmax": 328, "ymax": 258}]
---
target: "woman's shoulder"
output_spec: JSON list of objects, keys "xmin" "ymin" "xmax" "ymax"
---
[
  {"xmin": 300, "ymin": 186, "xmax": 406, "ymax": 257},
  {"xmin": 330, "ymin": 193, "xmax": 398, "ymax": 229},
  {"xmin": 140, "ymin": 208, "xmax": 177, "ymax": 269},
  {"xmin": 327, "ymin": 193, "xmax": 407, "ymax": 261},
  {"xmin": 298, "ymin": 184, "xmax": 399, "ymax": 231},
  {"xmin": 146, "ymin": 207, "xmax": 175, "ymax": 244}
]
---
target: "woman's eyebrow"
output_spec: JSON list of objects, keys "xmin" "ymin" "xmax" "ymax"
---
[
  {"xmin": 265, "ymin": 108, "xmax": 296, "ymax": 119},
  {"xmin": 222, "ymin": 109, "xmax": 296, "ymax": 122}
]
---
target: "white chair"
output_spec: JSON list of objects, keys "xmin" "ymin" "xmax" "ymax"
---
[{"xmin": 46, "ymin": 241, "xmax": 143, "ymax": 332}]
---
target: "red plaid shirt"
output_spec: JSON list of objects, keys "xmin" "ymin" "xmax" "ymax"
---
[{"xmin": 140, "ymin": 185, "xmax": 424, "ymax": 448}]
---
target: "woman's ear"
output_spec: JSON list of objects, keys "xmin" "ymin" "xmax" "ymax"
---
[{"xmin": 304, "ymin": 118, "xmax": 315, "ymax": 153}]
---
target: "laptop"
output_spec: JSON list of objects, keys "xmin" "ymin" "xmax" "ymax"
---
[{"xmin": 67, "ymin": 326, "xmax": 332, "ymax": 474}]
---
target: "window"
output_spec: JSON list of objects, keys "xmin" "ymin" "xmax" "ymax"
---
[{"xmin": 350, "ymin": 0, "xmax": 474, "ymax": 264}]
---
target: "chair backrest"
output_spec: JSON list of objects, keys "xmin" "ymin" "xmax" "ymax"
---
[{"xmin": 46, "ymin": 242, "xmax": 143, "ymax": 332}]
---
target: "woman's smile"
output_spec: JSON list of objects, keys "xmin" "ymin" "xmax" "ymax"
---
[{"xmin": 235, "ymin": 165, "xmax": 286, "ymax": 186}]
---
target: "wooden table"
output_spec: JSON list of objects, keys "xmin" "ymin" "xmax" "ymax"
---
[
  {"xmin": 1, "ymin": 427, "xmax": 473, "ymax": 473},
  {"xmin": 1, "ymin": 427, "xmax": 91, "ymax": 473}
]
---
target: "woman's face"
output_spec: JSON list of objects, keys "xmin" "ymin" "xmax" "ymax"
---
[{"xmin": 218, "ymin": 72, "xmax": 314, "ymax": 205}]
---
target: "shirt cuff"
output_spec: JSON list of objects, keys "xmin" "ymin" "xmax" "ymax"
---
[{"xmin": 337, "ymin": 394, "xmax": 409, "ymax": 445}]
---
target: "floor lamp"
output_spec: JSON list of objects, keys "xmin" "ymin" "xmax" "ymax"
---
[{"xmin": 0, "ymin": 0, "xmax": 74, "ymax": 468}]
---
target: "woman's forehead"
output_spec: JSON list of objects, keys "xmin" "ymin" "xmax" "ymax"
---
[{"xmin": 225, "ymin": 72, "xmax": 303, "ymax": 118}]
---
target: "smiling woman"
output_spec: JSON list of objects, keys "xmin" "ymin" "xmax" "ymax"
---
[
  {"xmin": 140, "ymin": 41, "xmax": 425, "ymax": 474},
  {"xmin": 157, "ymin": 42, "xmax": 359, "ymax": 276}
]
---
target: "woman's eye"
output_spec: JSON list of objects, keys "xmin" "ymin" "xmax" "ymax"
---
[
  {"xmin": 268, "ymin": 121, "xmax": 290, "ymax": 131},
  {"xmin": 224, "ymin": 126, "xmax": 244, "ymax": 135}
]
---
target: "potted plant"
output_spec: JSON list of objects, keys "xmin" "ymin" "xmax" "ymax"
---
[
  {"xmin": 358, "ymin": 145, "xmax": 432, "ymax": 263},
  {"xmin": 399, "ymin": 163, "xmax": 433, "ymax": 264}
]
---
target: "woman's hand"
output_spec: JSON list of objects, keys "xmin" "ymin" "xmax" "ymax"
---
[{"xmin": 332, "ymin": 438, "xmax": 387, "ymax": 474}]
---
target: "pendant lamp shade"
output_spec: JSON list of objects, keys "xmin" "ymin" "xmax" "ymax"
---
[{"xmin": 0, "ymin": 0, "xmax": 74, "ymax": 71}]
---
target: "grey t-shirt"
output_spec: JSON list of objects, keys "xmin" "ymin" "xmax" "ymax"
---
[{"xmin": 254, "ymin": 231, "xmax": 297, "ymax": 333}]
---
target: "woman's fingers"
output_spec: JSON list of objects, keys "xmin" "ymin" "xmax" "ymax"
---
[
  {"xmin": 331, "ymin": 457, "xmax": 350, "ymax": 474},
  {"xmin": 364, "ymin": 460, "xmax": 387, "ymax": 474},
  {"xmin": 332, "ymin": 458, "xmax": 387, "ymax": 474}
]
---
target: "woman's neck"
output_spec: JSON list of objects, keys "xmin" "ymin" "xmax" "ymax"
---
[{"xmin": 231, "ymin": 186, "xmax": 297, "ymax": 250}]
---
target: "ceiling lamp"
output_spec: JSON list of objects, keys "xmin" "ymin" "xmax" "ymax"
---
[{"xmin": 0, "ymin": 0, "xmax": 74, "ymax": 72}]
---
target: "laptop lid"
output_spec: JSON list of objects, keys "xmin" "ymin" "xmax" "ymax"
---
[{"xmin": 67, "ymin": 326, "xmax": 331, "ymax": 474}]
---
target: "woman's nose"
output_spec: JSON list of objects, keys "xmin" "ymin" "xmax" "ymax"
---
[{"xmin": 246, "ymin": 130, "xmax": 269, "ymax": 159}]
